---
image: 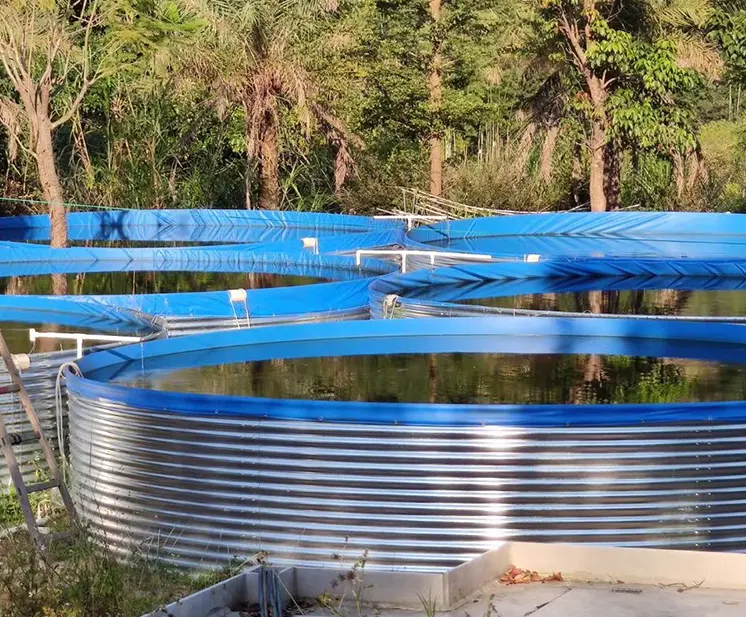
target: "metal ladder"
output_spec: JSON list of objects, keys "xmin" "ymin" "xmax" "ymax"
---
[{"xmin": 0, "ymin": 330, "xmax": 75, "ymax": 545}]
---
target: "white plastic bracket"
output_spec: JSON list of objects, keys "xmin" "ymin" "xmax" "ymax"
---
[{"xmin": 301, "ymin": 237, "xmax": 319, "ymax": 254}]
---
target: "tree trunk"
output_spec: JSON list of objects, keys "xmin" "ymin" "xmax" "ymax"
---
[
  {"xmin": 34, "ymin": 120, "xmax": 68, "ymax": 295},
  {"xmin": 603, "ymin": 140, "xmax": 621, "ymax": 210},
  {"xmin": 334, "ymin": 146, "xmax": 348, "ymax": 195},
  {"xmin": 245, "ymin": 148, "xmax": 253, "ymax": 209},
  {"xmin": 588, "ymin": 118, "xmax": 607, "ymax": 212},
  {"xmin": 258, "ymin": 119, "xmax": 280, "ymax": 210},
  {"xmin": 539, "ymin": 124, "xmax": 560, "ymax": 183},
  {"xmin": 673, "ymin": 151, "xmax": 685, "ymax": 197},
  {"xmin": 429, "ymin": 135, "xmax": 442, "ymax": 196},
  {"xmin": 428, "ymin": 0, "xmax": 443, "ymax": 197},
  {"xmin": 515, "ymin": 122, "xmax": 537, "ymax": 171},
  {"xmin": 5, "ymin": 276, "xmax": 26, "ymax": 296},
  {"xmin": 35, "ymin": 122, "xmax": 67, "ymax": 248},
  {"xmin": 571, "ymin": 141, "xmax": 584, "ymax": 206}
]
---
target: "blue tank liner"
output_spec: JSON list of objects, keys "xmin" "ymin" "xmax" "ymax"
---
[
  {"xmin": 0, "ymin": 253, "xmax": 394, "ymax": 281},
  {"xmin": 68, "ymin": 317, "xmax": 746, "ymax": 426},
  {"xmin": 0, "ymin": 276, "xmax": 386, "ymax": 336},
  {"xmin": 0, "ymin": 231, "xmax": 402, "ymax": 276},
  {"xmin": 0, "ymin": 296, "xmax": 158, "ymax": 332},
  {"xmin": 71, "ymin": 278, "xmax": 377, "ymax": 318},
  {"xmin": 0, "ymin": 209, "xmax": 403, "ymax": 242},
  {"xmin": 407, "ymin": 212, "xmax": 746, "ymax": 259},
  {"xmin": 205, "ymin": 228, "xmax": 404, "ymax": 254},
  {"xmin": 369, "ymin": 258, "xmax": 746, "ymax": 318},
  {"xmin": 411, "ymin": 211, "xmax": 746, "ymax": 239},
  {"xmin": 403, "ymin": 275, "xmax": 746, "ymax": 302},
  {"xmin": 65, "ymin": 316, "xmax": 746, "ymax": 568}
]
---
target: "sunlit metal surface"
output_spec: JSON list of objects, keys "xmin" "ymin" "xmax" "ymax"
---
[
  {"xmin": 68, "ymin": 389, "xmax": 746, "ymax": 570},
  {"xmin": 369, "ymin": 295, "xmax": 746, "ymax": 322},
  {"xmin": 163, "ymin": 307, "xmax": 370, "ymax": 336},
  {"xmin": 0, "ymin": 349, "xmax": 76, "ymax": 486},
  {"xmin": 0, "ymin": 306, "xmax": 369, "ymax": 492}
]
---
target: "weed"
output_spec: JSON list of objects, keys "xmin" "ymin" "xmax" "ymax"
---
[
  {"xmin": 317, "ymin": 550, "xmax": 371, "ymax": 617},
  {"xmin": 0, "ymin": 524, "xmax": 231, "ymax": 617},
  {"xmin": 0, "ymin": 458, "xmax": 56, "ymax": 528},
  {"xmin": 417, "ymin": 592, "xmax": 437, "ymax": 617}
]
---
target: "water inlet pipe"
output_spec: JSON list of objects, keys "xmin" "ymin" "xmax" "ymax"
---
[
  {"xmin": 354, "ymin": 249, "xmax": 493, "ymax": 273},
  {"xmin": 28, "ymin": 329, "xmax": 143, "ymax": 360}
]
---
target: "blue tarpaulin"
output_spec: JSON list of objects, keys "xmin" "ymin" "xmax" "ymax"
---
[
  {"xmin": 67, "ymin": 316, "xmax": 746, "ymax": 426},
  {"xmin": 407, "ymin": 212, "xmax": 746, "ymax": 259},
  {"xmin": 0, "ymin": 209, "xmax": 403, "ymax": 242}
]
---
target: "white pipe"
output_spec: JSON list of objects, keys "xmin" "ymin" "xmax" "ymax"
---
[
  {"xmin": 355, "ymin": 249, "xmax": 492, "ymax": 273},
  {"xmin": 227, "ymin": 288, "xmax": 248, "ymax": 303},
  {"xmin": 11, "ymin": 353, "xmax": 30, "ymax": 372},
  {"xmin": 29, "ymin": 329, "xmax": 143, "ymax": 359}
]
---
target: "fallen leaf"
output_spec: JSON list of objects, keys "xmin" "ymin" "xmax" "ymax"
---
[{"xmin": 500, "ymin": 565, "xmax": 563, "ymax": 585}]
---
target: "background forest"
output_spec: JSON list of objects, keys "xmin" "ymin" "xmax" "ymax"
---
[{"xmin": 3, "ymin": 0, "xmax": 746, "ymax": 230}]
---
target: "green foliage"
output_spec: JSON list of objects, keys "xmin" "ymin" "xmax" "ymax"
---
[
  {"xmin": 0, "ymin": 527, "xmax": 232, "ymax": 617},
  {"xmin": 589, "ymin": 25, "xmax": 700, "ymax": 152},
  {"xmin": 2, "ymin": 0, "xmax": 746, "ymax": 213},
  {"xmin": 710, "ymin": 7, "xmax": 746, "ymax": 81}
]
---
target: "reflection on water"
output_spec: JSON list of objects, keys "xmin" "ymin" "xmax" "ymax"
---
[
  {"xmin": 115, "ymin": 352, "xmax": 746, "ymax": 405},
  {"xmin": 465, "ymin": 288, "xmax": 746, "ymax": 317},
  {"xmin": 1, "ymin": 272, "xmax": 324, "ymax": 353},
  {"xmin": 1, "ymin": 272, "xmax": 325, "ymax": 296}
]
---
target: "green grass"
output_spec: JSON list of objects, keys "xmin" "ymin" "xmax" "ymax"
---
[{"xmin": 0, "ymin": 520, "xmax": 233, "ymax": 617}]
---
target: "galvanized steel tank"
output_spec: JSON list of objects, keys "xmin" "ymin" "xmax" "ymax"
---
[
  {"xmin": 67, "ymin": 391, "xmax": 746, "ymax": 570},
  {"xmin": 65, "ymin": 318, "xmax": 746, "ymax": 571}
]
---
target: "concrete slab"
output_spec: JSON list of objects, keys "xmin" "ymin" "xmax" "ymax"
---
[
  {"xmin": 436, "ymin": 582, "xmax": 746, "ymax": 617},
  {"xmin": 141, "ymin": 543, "xmax": 746, "ymax": 617},
  {"xmin": 508, "ymin": 542, "xmax": 746, "ymax": 591},
  {"xmin": 445, "ymin": 581, "xmax": 572, "ymax": 617},
  {"xmin": 525, "ymin": 585, "xmax": 745, "ymax": 617}
]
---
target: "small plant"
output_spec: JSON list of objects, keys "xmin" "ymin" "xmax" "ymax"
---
[
  {"xmin": 417, "ymin": 592, "xmax": 437, "ymax": 617},
  {"xmin": 0, "ymin": 456, "xmax": 57, "ymax": 528},
  {"xmin": 317, "ymin": 549, "xmax": 371, "ymax": 617}
]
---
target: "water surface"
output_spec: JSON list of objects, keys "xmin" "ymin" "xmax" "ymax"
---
[
  {"xmin": 466, "ymin": 288, "xmax": 746, "ymax": 317},
  {"xmin": 0, "ymin": 321, "xmax": 148, "ymax": 355},
  {"xmin": 114, "ymin": 352, "xmax": 746, "ymax": 405}
]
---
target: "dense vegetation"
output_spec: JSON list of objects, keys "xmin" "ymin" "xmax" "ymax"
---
[{"xmin": 2, "ymin": 0, "xmax": 746, "ymax": 230}]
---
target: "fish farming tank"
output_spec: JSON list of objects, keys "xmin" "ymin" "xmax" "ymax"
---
[{"xmin": 65, "ymin": 318, "xmax": 746, "ymax": 568}]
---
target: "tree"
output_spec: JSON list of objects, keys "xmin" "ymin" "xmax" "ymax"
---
[
  {"xmin": 354, "ymin": 0, "xmax": 497, "ymax": 201},
  {"xmin": 181, "ymin": 0, "xmax": 358, "ymax": 210},
  {"xmin": 534, "ymin": 0, "xmax": 704, "ymax": 211},
  {"xmin": 0, "ymin": 0, "xmax": 117, "ymax": 265},
  {"xmin": 429, "ymin": 0, "xmax": 444, "ymax": 196}
]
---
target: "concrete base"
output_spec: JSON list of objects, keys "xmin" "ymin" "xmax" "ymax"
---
[
  {"xmin": 142, "ymin": 542, "xmax": 746, "ymax": 617},
  {"xmin": 437, "ymin": 580, "xmax": 745, "ymax": 617}
]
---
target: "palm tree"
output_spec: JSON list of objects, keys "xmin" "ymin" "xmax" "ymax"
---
[{"xmin": 182, "ymin": 0, "xmax": 359, "ymax": 209}]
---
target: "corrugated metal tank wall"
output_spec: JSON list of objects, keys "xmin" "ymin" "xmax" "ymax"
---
[{"xmin": 68, "ymin": 390, "xmax": 746, "ymax": 570}]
